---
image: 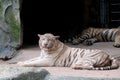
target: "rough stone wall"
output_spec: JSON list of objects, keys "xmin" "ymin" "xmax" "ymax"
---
[{"xmin": 0, "ymin": 0, "xmax": 21, "ymax": 60}]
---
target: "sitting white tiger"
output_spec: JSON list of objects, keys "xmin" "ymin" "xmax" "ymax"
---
[{"xmin": 16, "ymin": 33, "xmax": 119, "ymax": 70}]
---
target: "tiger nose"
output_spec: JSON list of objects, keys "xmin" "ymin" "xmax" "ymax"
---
[{"xmin": 44, "ymin": 43, "xmax": 48, "ymax": 46}]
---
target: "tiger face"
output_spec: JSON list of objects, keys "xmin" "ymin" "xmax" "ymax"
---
[{"xmin": 38, "ymin": 33, "xmax": 60, "ymax": 51}]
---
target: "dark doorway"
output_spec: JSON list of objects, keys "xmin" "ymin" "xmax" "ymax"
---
[
  {"xmin": 20, "ymin": 0, "xmax": 101, "ymax": 46},
  {"xmin": 21, "ymin": 1, "xmax": 84, "ymax": 46}
]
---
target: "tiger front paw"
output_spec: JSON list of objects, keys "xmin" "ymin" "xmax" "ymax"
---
[
  {"xmin": 72, "ymin": 39, "xmax": 82, "ymax": 45},
  {"xmin": 83, "ymin": 39, "xmax": 94, "ymax": 46},
  {"xmin": 16, "ymin": 62, "xmax": 26, "ymax": 66},
  {"xmin": 71, "ymin": 64, "xmax": 83, "ymax": 69}
]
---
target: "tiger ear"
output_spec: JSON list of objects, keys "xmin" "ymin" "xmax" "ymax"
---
[
  {"xmin": 55, "ymin": 36, "xmax": 60, "ymax": 39},
  {"xmin": 38, "ymin": 34, "xmax": 41, "ymax": 38}
]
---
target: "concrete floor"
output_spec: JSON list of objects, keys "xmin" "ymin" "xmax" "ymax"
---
[{"xmin": 1, "ymin": 42, "xmax": 120, "ymax": 78}]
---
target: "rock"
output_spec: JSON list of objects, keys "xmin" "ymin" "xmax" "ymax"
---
[
  {"xmin": 0, "ymin": 0, "xmax": 21, "ymax": 60},
  {"xmin": 0, "ymin": 65, "xmax": 49, "ymax": 80}
]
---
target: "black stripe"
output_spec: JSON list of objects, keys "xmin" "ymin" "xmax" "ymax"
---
[
  {"xmin": 80, "ymin": 50, "xmax": 85, "ymax": 57},
  {"xmin": 64, "ymin": 59, "xmax": 66, "ymax": 67},
  {"xmin": 101, "ymin": 32, "xmax": 105, "ymax": 41},
  {"xmin": 73, "ymin": 49, "xmax": 79, "ymax": 58},
  {"xmin": 69, "ymin": 49, "xmax": 79, "ymax": 66},
  {"xmin": 92, "ymin": 29, "xmax": 96, "ymax": 37},
  {"xmin": 68, "ymin": 52, "xmax": 71, "ymax": 62},
  {"xmin": 109, "ymin": 30, "xmax": 114, "ymax": 41},
  {"xmin": 112, "ymin": 31, "xmax": 118, "ymax": 41},
  {"xmin": 101, "ymin": 30, "xmax": 108, "ymax": 41},
  {"xmin": 104, "ymin": 30, "xmax": 109, "ymax": 41}
]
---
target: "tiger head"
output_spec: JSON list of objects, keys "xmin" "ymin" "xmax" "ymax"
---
[{"xmin": 38, "ymin": 33, "xmax": 60, "ymax": 51}]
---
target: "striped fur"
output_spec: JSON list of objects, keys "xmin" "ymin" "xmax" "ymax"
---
[
  {"xmin": 71, "ymin": 27, "xmax": 120, "ymax": 47},
  {"xmin": 16, "ymin": 33, "xmax": 119, "ymax": 70}
]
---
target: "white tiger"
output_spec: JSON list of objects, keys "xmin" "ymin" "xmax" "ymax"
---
[{"xmin": 16, "ymin": 33, "xmax": 119, "ymax": 70}]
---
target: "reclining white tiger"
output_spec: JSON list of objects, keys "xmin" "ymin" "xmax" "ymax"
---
[{"xmin": 16, "ymin": 33, "xmax": 119, "ymax": 70}]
